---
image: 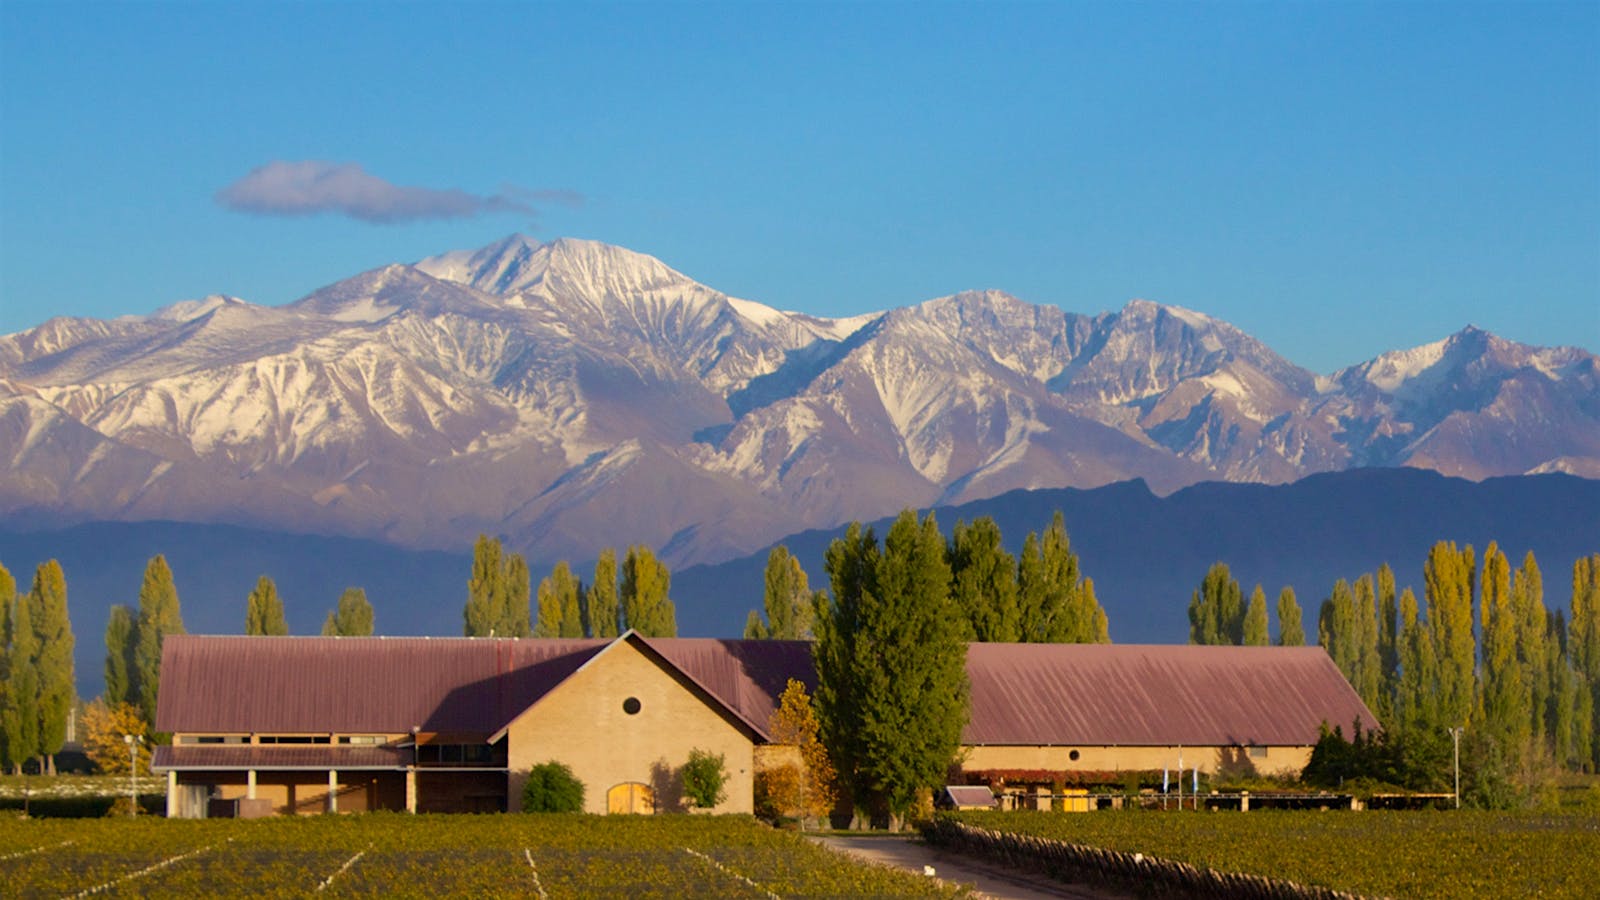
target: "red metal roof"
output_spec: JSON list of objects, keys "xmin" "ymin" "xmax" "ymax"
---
[
  {"xmin": 157, "ymin": 635, "xmax": 1372, "ymax": 749},
  {"xmin": 962, "ymin": 643, "xmax": 1375, "ymax": 746},
  {"xmin": 152, "ymin": 744, "xmax": 407, "ymax": 771}
]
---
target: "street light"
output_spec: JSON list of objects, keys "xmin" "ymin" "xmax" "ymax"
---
[
  {"xmin": 123, "ymin": 734, "xmax": 143, "ymax": 817},
  {"xmin": 1446, "ymin": 726, "xmax": 1464, "ymax": 810}
]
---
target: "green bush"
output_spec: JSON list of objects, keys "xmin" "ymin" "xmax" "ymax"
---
[
  {"xmin": 521, "ymin": 761, "xmax": 585, "ymax": 813},
  {"xmin": 682, "ymin": 748, "xmax": 727, "ymax": 809}
]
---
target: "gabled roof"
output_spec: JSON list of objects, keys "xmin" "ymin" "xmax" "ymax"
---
[{"xmin": 156, "ymin": 635, "xmax": 1372, "ymax": 749}]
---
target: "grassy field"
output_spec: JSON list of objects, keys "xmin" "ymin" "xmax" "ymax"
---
[
  {"xmin": 0, "ymin": 813, "xmax": 969, "ymax": 898},
  {"xmin": 951, "ymin": 808, "xmax": 1600, "ymax": 899}
]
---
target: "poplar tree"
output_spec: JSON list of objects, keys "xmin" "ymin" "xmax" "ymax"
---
[
  {"xmin": 1476, "ymin": 542, "xmax": 1526, "ymax": 794},
  {"xmin": 1426, "ymin": 541, "xmax": 1477, "ymax": 730},
  {"xmin": 947, "ymin": 517, "xmax": 1020, "ymax": 642},
  {"xmin": 1571, "ymin": 554, "xmax": 1600, "ymax": 769},
  {"xmin": 322, "ymin": 588, "xmax": 374, "ymax": 636},
  {"xmin": 585, "ymin": 549, "xmax": 619, "ymax": 638},
  {"xmin": 814, "ymin": 521, "xmax": 876, "ymax": 820},
  {"xmin": 1511, "ymin": 552, "xmax": 1549, "ymax": 755},
  {"xmin": 1016, "ymin": 512, "xmax": 1106, "ymax": 643},
  {"xmin": 464, "ymin": 535, "xmax": 506, "ymax": 637},
  {"xmin": 535, "ymin": 561, "xmax": 584, "ymax": 638},
  {"xmin": 28, "ymin": 561, "xmax": 75, "ymax": 775},
  {"xmin": 1188, "ymin": 562, "xmax": 1244, "ymax": 645},
  {"xmin": 103, "ymin": 605, "xmax": 135, "ymax": 706},
  {"xmin": 1377, "ymin": 564, "xmax": 1401, "ymax": 721},
  {"xmin": 133, "ymin": 554, "xmax": 185, "ymax": 727},
  {"xmin": 1353, "ymin": 574, "xmax": 1383, "ymax": 717},
  {"xmin": 1318, "ymin": 579, "xmax": 1360, "ymax": 685},
  {"xmin": 620, "ymin": 545, "xmax": 675, "ymax": 637},
  {"xmin": 1396, "ymin": 587, "xmax": 1438, "ymax": 734},
  {"xmin": 0, "ymin": 563, "xmax": 12, "ymax": 770},
  {"xmin": 2, "ymin": 580, "xmax": 39, "ymax": 773},
  {"xmin": 1276, "ymin": 587, "xmax": 1305, "ymax": 646},
  {"xmin": 815, "ymin": 511, "xmax": 966, "ymax": 829},
  {"xmin": 746, "ymin": 545, "xmax": 816, "ymax": 640},
  {"xmin": 1242, "ymin": 584, "xmax": 1270, "ymax": 646},
  {"xmin": 245, "ymin": 575, "xmax": 289, "ymax": 636}
]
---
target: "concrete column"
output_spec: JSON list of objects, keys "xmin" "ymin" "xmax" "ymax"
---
[
  {"xmin": 247, "ymin": 769, "xmax": 257, "ymax": 800},
  {"xmin": 328, "ymin": 770, "xmax": 339, "ymax": 814},
  {"xmin": 406, "ymin": 768, "xmax": 417, "ymax": 814},
  {"xmin": 1240, "ymin": 791, "xmax": 1250, "ymax": 812},
  {"xmin": 166, "ymin": 770, "xmax": 177, "ymax": 818}
]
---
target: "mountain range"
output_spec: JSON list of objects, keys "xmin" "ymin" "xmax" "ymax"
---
[{"xmin": 3, "ymin": 235, "xmax": 1597, "ymax": 568}]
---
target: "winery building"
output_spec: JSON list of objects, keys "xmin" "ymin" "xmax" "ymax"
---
[{"xmin": 152, "ymin": 633, "xmax": 1373, "ymax": 817}]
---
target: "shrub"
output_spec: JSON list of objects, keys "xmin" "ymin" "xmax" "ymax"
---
[
  {"xmin": 522, "ymin": 761, "xmax": 585, "ymax": 813},
  {"xmin": 682, "ymin": 749, "xmax": 728, "ymax": 809}
]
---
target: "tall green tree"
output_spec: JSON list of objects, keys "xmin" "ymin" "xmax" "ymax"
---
[
  {"xmin": 1395, "ymin": 586, "xmax": 1439, "ymax": 736},
  {"xmin": 814, "ymin": 521, "xmax": 877, "ymax": 820},
  {"xmin": 1510, "ymin": 552, "xmax": 1550, "ymax": 758},
  {"xmin": 1016, "ymin": 512, "xmax": 1107, "ymax": 643},
  {"xmin": 2, "ymin": 576, "xmax": 39, "ymax": 774},
  {"xmin": 620, "ymin": 545, "xmax": 675, "ymax": 637},
  {"xmin": 1353, "ymin": 574, "xmax": 1383, "ymax": 717},
  {"xmin": 535, "ymin": 561, "xmax": 585, "ymax": 638},
  {"xmin": 585, "ymin": 549, "xmax": 619, "ymax": 638},
  {"xmin": 1475, "ymin": 542, "xmax": 1526, "ymax": 799},
  {"xmin": 815, "ymin": 511, "xmax": 968, "ymax": 829},
  {"xmin": 103, "ymin": 605, "xmax": 136, "ymax": 707},
  {"xmin": 464, "ymin": 535, "xmax": 507, "ymax": 637},
  {"xmin": 1188, "ymin": 562, "xmax": 1244, "ymax": 645},
  {"xmin": 1242, "ymin": 584, "xmax": 1270, "ymax": 646},
  {"xmin": 947, "ymin": 517, "xmax": 1020, "ymax": 642},
  {"xmin": 1319, "ymin": 578, "xmax": 1360, "ymax": 683},
  {"xmin": 132, "ymin": 554, "xmax": 184, "ymax": 728},
  {"xmin": 745, "ymin": 545, "xmax": 817, "ymax": 640},
  {"xmin": 1377, "ymin": 564, "xmax": 1401, "ymax": 723},
  {"xmin": 322, "ymin": 588, "xmax": 374, "ymax": 636},
  {"xmin": 1571, "ymin": 554, "xmax": 1600, "ymax": 769},
  {"xmin": 245, "ymin": 575, "xmax": 289, "ymax": 636},
  {"xmin": 1425, "ymin": 541, "xmax": 1477, "ymax": 730},
  {"xmin": 1276, "ymin": 587, "xmax": 1305, "ymax": 646},
  {"xmin": 505, "ymin": 552, "xmax": 532, "ymax": 638},
  {"xmin": 0, "ymin": 563, "xmax": 13, "ymax": 771},
  {"xmin": 28, "ymin": 561, "xmax": 75, "ymax": 774}
]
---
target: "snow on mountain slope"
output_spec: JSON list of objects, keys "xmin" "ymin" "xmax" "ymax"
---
[{"xmin": 2, "ymin": 234, "xmax": 1595, "ymax": 567}]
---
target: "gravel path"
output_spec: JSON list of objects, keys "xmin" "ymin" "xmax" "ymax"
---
[{"xmin": 809, "ymin": 835, "xmax": 1132, "ymax": 900}]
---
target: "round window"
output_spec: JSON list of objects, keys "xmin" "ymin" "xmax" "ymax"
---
[
  {"xmin": 622, "ymin": 697, "xmax": 641, "ymax": 715},
  {"xmin": 1068, "ymin": 749, "xmax": 1081, "ymax": 762}
]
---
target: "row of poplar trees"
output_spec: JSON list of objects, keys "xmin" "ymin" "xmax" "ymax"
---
[
  {"xmin": 0, "ymin": 560, "xmax": 75, "ymax": 774},
  {"xmin": 466, "ymin": 535, "xmax": 678, "ymax": 639},
  {"xmin": 1187, "ymin": 543, "xmax": 1600, "ymax": 806},
  {"xmin": 799, "ymin": 510, "xmax": 1110, "ymax": 830}
]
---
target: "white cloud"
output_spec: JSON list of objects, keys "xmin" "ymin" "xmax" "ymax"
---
[{"xmin": 216, "ymin": 161, "xmax": 579, "ymax": 224}]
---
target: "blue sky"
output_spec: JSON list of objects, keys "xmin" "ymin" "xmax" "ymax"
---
[{"xmin": 1, "ymin": 1, "xmax": 1595, "ymax": 373}]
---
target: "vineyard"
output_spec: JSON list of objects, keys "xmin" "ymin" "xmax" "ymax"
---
[
  {"xmin": 0, "ymin": 814, "xmax": 971, "ymax": 898},
  {"xmin": 945, "ymin": 809, "xmax": 1600, "ymax": 899}
]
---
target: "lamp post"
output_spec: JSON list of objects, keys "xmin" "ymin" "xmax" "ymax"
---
[
  {"xmin": 123, "ymin": 734, "xmax": 143, "ymax": 817},
  {"xmin": 1446, "ymin": 726, "xmax": 1464, "ymax": 809}
]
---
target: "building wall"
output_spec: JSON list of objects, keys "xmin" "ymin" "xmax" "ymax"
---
[
  {"xmin": 961, "ymin": 744, "xmax": 1311, "ymax": 778},
  {"xmin": 504, "ymin": 641, "xmax": 756, "ymax": 814}
]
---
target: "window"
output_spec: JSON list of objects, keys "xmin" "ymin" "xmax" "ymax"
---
[
  {"xmin": 1249, "ymin": 746, "xmax": 1269, "ymax": 759},
  {"xmin": 622, "ymin": 697, "xmax": 642, "ymax": 715},
  {"xmin": 258, "ymin": 735, "xmax": 331, "ymax": 745},
  {"xmin": 337, "ymin": 736, "xmax": 383, "ymax": 745},
  {"xmin": 1068, "ymin": 749, "xmax": 1081, "ymax": 762},
  {"xmin": 416, "ymin": 743, "xmax": 496, "ymax": 765},
  {"xmin": 179, "ymin": 735, "xmax": 244, "ymax": 745}
]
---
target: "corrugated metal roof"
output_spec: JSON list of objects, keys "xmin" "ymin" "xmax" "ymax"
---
[
  {"xmin": 962, "ymin": 643, "xmax": 1375, "ymax": 746},
  {"xmin": 154, "ymin": 635, "xmax": 606, "ymax": 735},
  {"xmin": 157, "ymin": 636, "xmax": 1372, "ymax": 749},
  {"xmin": 151, "ymin": 744, "xmax": 407, "ymax": 771}
]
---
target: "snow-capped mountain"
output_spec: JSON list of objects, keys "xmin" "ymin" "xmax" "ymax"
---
[{"xmin": 3, "ymin": 236, "xmax": 1595, "ymax": 566}]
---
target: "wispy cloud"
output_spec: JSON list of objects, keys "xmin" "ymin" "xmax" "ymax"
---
[{"xmin": 216, "ymin": 161, "xmax": 580, "ymax": 224}]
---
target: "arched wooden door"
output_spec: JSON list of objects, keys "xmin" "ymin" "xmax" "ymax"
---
[{"xmin": 606, "ymin": 782, "xmax": 654, "ymax": 815}]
